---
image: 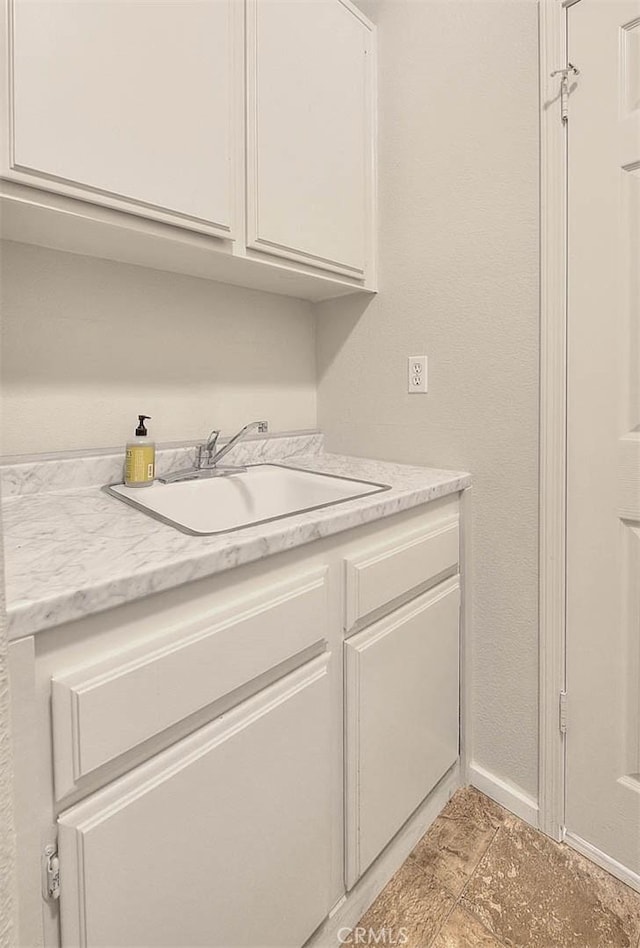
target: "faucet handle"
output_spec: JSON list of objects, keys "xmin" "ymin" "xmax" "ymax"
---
[
  {"xmin": 205, "ymin": 428, "xmax": 220, "ymax": 452},
  {"xmin": 196, "ymin": 429, "xmax": 220, "ymax": 468}
]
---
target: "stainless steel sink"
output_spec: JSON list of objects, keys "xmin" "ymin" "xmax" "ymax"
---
[{"xmin": 105, "ymin": 463, "xmax": 389, "ymax": 535}]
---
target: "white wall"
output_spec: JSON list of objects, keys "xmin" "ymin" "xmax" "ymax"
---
[
  {"xmin": 0, "ymin": 241, "xmax": 317, "ymax": 456},
  {"xmin": 317, "ymin": 0, "xmax": 540, "ymax": 802},
  {"xmin": 0, "ymin": 504, "xmax": 17, "ymax": 948}
]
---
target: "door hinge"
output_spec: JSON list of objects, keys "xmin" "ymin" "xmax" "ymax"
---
[
  {"xmin": 42, "ymin": 844, "xmax": 60, "ymax": 901},
  {"xmin": 550, "ymin": 63, "xmax": 580, "ymax": 123},
  {"xmin": 559, "ymin": 690, "xmax": 568, "ymax": 735}
]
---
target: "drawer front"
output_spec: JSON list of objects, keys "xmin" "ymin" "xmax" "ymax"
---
[
  {"xmin": 51, "ymin": 569, "xmax": 328, "ymax": 799},
  {"xmin": 344, "ymin": 577, "xmax": 460, "ymax": 887},
  {"xmin": 344, "ymin": 515, "xmax": 459, "ymax": 632}
]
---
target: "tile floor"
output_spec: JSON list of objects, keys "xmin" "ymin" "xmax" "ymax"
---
[{"xmin": 348, "ymin": 787, "xmax": 640, "ymax": 948}]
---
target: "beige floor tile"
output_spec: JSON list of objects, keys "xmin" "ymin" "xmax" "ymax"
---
[
  {"xmin": 410, "ymin": 788, "xmax": 503, "ymax": 897},
  {"xmin": 461, "ymin": 818, "xmax": 640, "ymax": 948},
  {"xmin": 348, "ymin": 858, "xmax": 456, "ymax": 948},
  {"xmin": 438, "ymin": 787, "xmax": 508, "ymax": 830},
  {"xmin": 431, "ymin": 906, "xmax": 506, "ymax": 948}
]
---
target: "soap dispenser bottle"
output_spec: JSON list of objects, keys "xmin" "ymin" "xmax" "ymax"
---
[{"xmin": 125, "ymin": 415, "xmax": 155, "ymax": 487}]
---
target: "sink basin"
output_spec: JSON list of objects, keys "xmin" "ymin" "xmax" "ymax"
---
[{"xmin": 105, "ymin": 463, "xmax": 390, "ymax": 535}]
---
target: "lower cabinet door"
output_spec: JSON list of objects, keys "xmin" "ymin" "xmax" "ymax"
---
[
  {"xmin": 345, "ymin": 579, "xmax": 460, "ymax": 887},
  {"xmin": 57, "ymin": 655, "xmax": 332, "ymax": 948}
]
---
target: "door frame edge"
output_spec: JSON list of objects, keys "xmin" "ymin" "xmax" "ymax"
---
[{"xmin": 538, "ymin": 0, "xmax": 568, "ymax": 843}]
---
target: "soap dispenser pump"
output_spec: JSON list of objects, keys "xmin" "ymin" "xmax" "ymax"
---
[{"xmin": 125, "ymin": 415, "xmax": 155, "ymax": 487}]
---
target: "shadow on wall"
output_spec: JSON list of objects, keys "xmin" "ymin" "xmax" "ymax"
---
[
  {"xmin": 316, "ymin": 292, "xmax": 375, "ymax": 383},
  {"xmin": 0, "ymin": 241, "xmax": 318, "ymax": 454},
  {"xmin": 0, "ymin": 244, "xmax": 315, "ymax": 388}
]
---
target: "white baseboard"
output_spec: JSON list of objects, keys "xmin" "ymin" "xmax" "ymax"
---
[
  {"xmin": 564, "ymin": 832, "xmax": 640, "ymax": 894},
  {"xmin": 468, "ymin": 761, "xmax": 539, "ymax": 828},
  {"xmin": 308, "ymin": 762, "xmax": 461, "ymax": 948}
]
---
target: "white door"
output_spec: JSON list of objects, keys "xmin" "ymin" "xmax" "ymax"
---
[
  {"xmin": 5, "ymin": 0, "xmax": 238, "ymax": 237},
  {"xmin": 565, "ymin": 0, "xmax": 640, "ymax": 882},
  {"xmin": 57, "ymin": 657, "xmax": 333, "ymax": 948},
  {"xmin": 245, "ymin": 0, "xmax": 374, "ymax": 280}
]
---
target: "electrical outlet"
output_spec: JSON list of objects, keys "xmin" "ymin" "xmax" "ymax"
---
[{"xmin": 407, "ymin": 355, "xmax": 428, "ymax": 394}]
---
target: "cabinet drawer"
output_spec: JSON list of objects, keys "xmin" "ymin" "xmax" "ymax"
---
[
  {"xmin": 345, "ymin": 578, "xmax": 460, "ymax": 887},
  {"xmin": 344, "ymin": 515, "xmax": 459, "ymax": 631},
  {"xmin": 51, "ymin": 569, "xmax": 328, "ymax": 799}
]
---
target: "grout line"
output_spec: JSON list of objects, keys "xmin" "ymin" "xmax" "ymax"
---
[
  {"xmin": 469, "ymin": 910, "xmax": 510, "ymax": 948},
  {"xmin": 425, "ymin": 820, "xmax": 503, "ymax": 946},
  {"xmin": 365, "ymin": 790, "xmax": 516, "ymax": 947},
  {"xmin": 453, "ymin": 825, "xmax": 501, "ymax": 905},
  {"xmin": 425, "ymin": 905, "xmax": 455, "ymax": 946},
  {"xmin": 447, "ymin": 826, "xmax": 509, "ymax": 948},
  {"xmin": 424, "ymin": 785, "xmax": 521, "ymax": 948}
]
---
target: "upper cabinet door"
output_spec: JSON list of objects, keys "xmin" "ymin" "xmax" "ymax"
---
[
  {"xmin": 246, "ymin": 0, "xmax": 375, "ymax": 281},
  {"xmin": 4, "ymin": 0, "xmax": 239, "ymax": 237}
]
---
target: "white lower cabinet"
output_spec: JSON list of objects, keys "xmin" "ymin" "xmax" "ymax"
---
[
  {"xmin": 344, "ymin": 578, "xmax": 461, "ymax": 887},
  {"xmin": 57, "ymin": 656, "xmax": 332, "ymax": 948},
  {"xmin": 18, "ymin": 499, "xmax": 463, "ymax": 947}
]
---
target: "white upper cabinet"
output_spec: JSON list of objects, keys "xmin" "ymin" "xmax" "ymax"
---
[
  {"xmin": 0, "ymin": 0, "xmax": 376, "ymax": 299},
  {"xmin": 4, "ymin": 0, "xmax": 239, "ymax": 237},
  {"xmin": 246, "ymin": 0, "xmax": 374, "ymax": 279}
]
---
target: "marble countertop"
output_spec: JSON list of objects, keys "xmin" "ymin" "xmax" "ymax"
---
[{"xmin": 2, "ymin": 434, "xmax": 470, "ymax": 639}]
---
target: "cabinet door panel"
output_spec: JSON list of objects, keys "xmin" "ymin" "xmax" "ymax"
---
[
  {"xmin": 8, "ymin": 0, "xmax": 236, "ymax": 235},
  {"xmin": 246, "ymin": 0, "xmax": 374, "ymax": 277},
  {"xmin": 58, "ymin": 656, "xmax": 333, "ymax": 948},
  {"xmin": 345, "ymin": 580, "xmax": 460, "ymax": 886}
]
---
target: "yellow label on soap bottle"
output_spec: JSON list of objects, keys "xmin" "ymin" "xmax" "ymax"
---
[{"xmin": 125, "ymin": 445, "xmax": 155, "ymax": 485}]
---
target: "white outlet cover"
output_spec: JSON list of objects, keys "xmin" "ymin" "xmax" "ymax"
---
[{"xmin": 407, "ymin": 356, "xmax": 428, "ymax": 394}]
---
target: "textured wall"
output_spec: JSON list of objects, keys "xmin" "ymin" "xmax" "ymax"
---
[
  {"xmin": 317, "ymin": 0, "xmax": 540, "ymax": 800},
  {"xmin": 0, "ymin": 497, "xmax": 17, "ymax": 947},
  {"xmin": 0, "ymin": 241, "xmax": 317, "ymax": 456}
]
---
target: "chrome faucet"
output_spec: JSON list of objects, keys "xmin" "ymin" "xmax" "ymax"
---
[
  {"xmin": 199, "ymin": 421, "xmax": 269, "ymax": 470},
  {"xmin": 159, "ymin": 421, "xmax": 268, "ymax": 484}
]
